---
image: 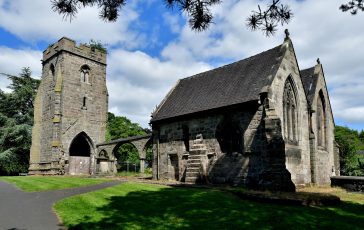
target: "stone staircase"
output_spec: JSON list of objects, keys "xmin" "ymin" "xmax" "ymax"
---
[{"xmin": 185, "ymin": 134, "xmax": 208, "ymax": 183}]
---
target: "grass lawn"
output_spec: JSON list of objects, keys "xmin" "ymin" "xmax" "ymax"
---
[
  {"xmin": 54, "ymin": 182, "xmax": 364, "ymax": 230},
  {"xmin": 116, "ymin": 171, "xmax": 152, "ymax": 177},
  {"xmin": 0, "ymin": 176, "xmax": 111, "ymax": 192}
]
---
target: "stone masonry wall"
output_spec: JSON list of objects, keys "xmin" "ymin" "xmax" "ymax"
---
[
  {"xmin": 29, "ymin": 37, "xmax": 108, "ymax": 175},
  {"xmin": 153, "ymin": 104, "xmax": 267, "ymax": 186},
  {"xmin": 310, "ymin": 64, "xmax": 336, "ymax": 184},
  {"xmin": 268, "ymin": 39, "xmax": 311, "ymax": 185}
]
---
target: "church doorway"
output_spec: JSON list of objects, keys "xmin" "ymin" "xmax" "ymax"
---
[{"xmin": 68, "ymin": 132, "xmax": 93, "ymax": 175}]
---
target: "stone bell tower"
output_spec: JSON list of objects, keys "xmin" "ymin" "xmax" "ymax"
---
[{"xmin": 29, "ymin": 37, "xmax": 108, "ymax": 175}]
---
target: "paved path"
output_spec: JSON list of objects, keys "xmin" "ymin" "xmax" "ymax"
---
[{"xmin": 0, "ymin": 180, "xmax": 122, "ymax": 230}]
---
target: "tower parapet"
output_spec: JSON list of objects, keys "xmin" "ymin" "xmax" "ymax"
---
[{"xmin": 43, "ymin": 37, "xmax": 106, "ymax": 65}]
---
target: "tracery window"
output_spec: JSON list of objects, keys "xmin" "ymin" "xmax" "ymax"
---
[
  {"xmin": 283, "ymin": 77, "xmax": 298, "ymax": 144},
  {"xmin": 80, "ymin": 65, "xmax": 90, "ymax": 83},
  {"xmin": 317, "ymin": 91, "xmax": 326, "ymax": 148}
]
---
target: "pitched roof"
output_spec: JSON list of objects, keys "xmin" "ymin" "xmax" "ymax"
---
[
  {"xmin": 300, "ymin": 66, "xmax": 318, "ymax": 105},
  {"xmin": 151, "ymin": 44, "xmax": 286, "ymax": 122}
]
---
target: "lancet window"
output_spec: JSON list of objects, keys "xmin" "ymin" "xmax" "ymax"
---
[
  {"xmin": 80, "ymin": 65, "xmax": 90, "ymax": 83},
  {"xmin": 317, "ymin": 91, "xmax": 326, "ymax": 147},
  {"xmin": 283, "ymin": 77, "xmax": 298, "ymax": 143}
]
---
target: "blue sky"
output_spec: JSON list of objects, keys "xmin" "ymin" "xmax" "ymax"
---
[{"xmin": 0, "ymin": 0, "xmax": 363, "ymax": 131}]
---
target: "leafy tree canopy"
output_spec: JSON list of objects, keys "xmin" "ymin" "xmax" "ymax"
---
[
  {"xmin": 89, "ymin": 39, "xmax": 107, "ymax": 54},
  {"xmin": 106, "ymin": 112, "xmax": 151, "ymax": 167},
  {"xmin": 106, "ymin": 112, "xmax": 148, "ymax": 141},
  {"xmin": 335, "ymin": 125, "xmax": 364, "ymax": 176},
  {"xmin": 0, "ymin": 68, "xmax": 40, "ymax": 175}
]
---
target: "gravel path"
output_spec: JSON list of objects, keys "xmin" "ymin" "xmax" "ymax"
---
[{"xmin": 0, "ymin": 180, "xmax": 122, "ymax": 230}]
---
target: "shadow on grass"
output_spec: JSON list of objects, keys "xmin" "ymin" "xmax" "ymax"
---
[{"xmin": 66, "ymin": 186, "xmax": 364, "ymax": 230}]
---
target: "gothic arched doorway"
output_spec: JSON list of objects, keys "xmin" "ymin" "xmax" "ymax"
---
[{"xmin": 68, "ymin": 132, "xmax": 93, "ymax": 175}]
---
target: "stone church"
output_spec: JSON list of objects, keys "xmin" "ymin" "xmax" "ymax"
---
[
  {"xmin": 150, "ymin": 32, "xmax": 339, "ymax": 191},
  {"xmin": 29, "ymin": 37, "xmax": 108, "ymax": 175}
]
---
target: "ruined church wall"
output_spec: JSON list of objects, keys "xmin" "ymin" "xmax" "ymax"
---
[
  {"xmin": 153, "ymin": 104, "xmax": 267, "ymax": 185},
  {"xmin": 269, "ymin": 42, "xmax": 311, "ymax": 185},
  {"xmin": 310, "ymin": 66, "xmax": 336, "ymax": 184}
]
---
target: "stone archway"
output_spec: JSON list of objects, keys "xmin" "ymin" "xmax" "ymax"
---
[
  {"xmin": 112, "ymin": 143, "xmax": 140, "ymax": 173},
  {"xmin": 68, "ymin": 132, "xmax": 94, "ymax": 175},
  {"xmin": 95, "ymin": 134, "xmax": 152, "ymax": 174}
]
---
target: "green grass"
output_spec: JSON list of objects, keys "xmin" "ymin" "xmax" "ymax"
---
[
  {"xmin": 54, "ymin": 182, "xmax": 364, "ymax": 230},
  {"xmin": 0, "ymin": 176, "xmax": 111, "ymax": 192},
  {"xmin": 116, "ymin": 171, "xmax": 152, "ymax": 177}
]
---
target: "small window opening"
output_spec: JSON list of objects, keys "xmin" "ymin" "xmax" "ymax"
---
[
  {"xmin": 182, "ymin": 125, "xmax": 189, "ymax": 152},
  {"xmin": 80, "ymin": 65, "xmax": 90, "ymax": 83},
  {"xmin": 83, "ymin": 97, "xmax": 87, "ymax": 108},
  {"xmin": 49, "ymin": 64, "xmax": 55, "ymax": 81}
]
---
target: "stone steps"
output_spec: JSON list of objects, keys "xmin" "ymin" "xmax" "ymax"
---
[
  {"xmin": 184, "ymin": 134, "xmax": 208, "ymax": 184},
  {"xmin": 185, "ymin": 177, "xmax": 199, "ymax": 183},
  {"xmin": 186, "ymin": 171, "xmax": 200, "ymax": 177},
  {"xmin": 187, "ymin": 168, "xmax": 200, "ymax": 173},
  {"xmin": 187, "ymin": 159, "xmax": 200, "ymax": 164}
]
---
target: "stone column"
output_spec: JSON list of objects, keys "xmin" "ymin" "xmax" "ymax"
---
[{"xmin": 140, "ymin": 158, "xmax": 145, "ymax": 173}]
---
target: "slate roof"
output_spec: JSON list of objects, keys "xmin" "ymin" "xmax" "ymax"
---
[
  {"xmin": 300, "ymin": 67, "xmax": 318, "ymax": 105},
  {"xmin": 151, "ymin": 44, "xmax": 285, "ymax": 122}
]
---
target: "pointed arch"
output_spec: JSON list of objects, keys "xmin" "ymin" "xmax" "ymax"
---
[
  {"xmin": 68, "ymin": 132, "xmax": 94, "ymax": 175},
  {"xmin": 317, "ymin": 90, "xmax": 326, "ymax": 148},
  {"xmin": 69, "ymin": 131, "xmax": 94, "ymax": 157},
  {"xmin": 80, "ymin": 64, "xmax": 91, "ymax": 83},
  {"xmin": 283, "ymin": 76, "xmax": 298, "ymax": 144}
]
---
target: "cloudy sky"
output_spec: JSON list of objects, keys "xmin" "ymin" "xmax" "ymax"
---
[{"xmin": 0, "ymin": 0, "xmax": 363, "ymax": 131}]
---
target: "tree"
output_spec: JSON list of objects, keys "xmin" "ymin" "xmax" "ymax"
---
[
  {"xmin": 359, "ymin": 130, "xmax": 364, "ymax": 143},
  {"xmin": 51, "ymin": 0, "xmax": 292, "ymax": 35},
  {"xmin": 89, "ymin": 39, "xmax": 107, "ymax": 54},
  {"xmin": 335, "ymin": 126, "xmax": 364, "ymax": 176},
  {"xmin": 51, "ymin": 1, "xmax": 360, "ymax": 36},
  {"xmin": 340, "ymin": 0, "xmax": 364, "ymax": 14},
  {"xmin": 0, "ymin": 68, "xmax": 40, "ymax": 175},
  {"xmin": 106, "ymin": 112, "xmax": 147, "ymax": 141}
]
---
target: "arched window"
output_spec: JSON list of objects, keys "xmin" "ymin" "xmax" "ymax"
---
[
  {"xmin": 283, "ymin": 77, "xmax": 298, "ymax": 143},
  {"xmin": 80, "ymin": 65, "xmax": 90, "ymax": 83},
  {"xmin": 317, "ymin": 91, "xmax": 326, "ymax": 147}
]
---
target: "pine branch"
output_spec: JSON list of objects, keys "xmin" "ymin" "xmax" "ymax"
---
[
  {"xmin": 340, "ymin": 0, "xmax": 364, "ymax": 15},
  {"xmin": 246, "ymin": 0, "xmax": 292, "ymax": 36}
]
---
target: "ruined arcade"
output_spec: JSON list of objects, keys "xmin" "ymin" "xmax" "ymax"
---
[{"xmin": 29, "ymin": 37, "xmax": 108, "ymax": 175}]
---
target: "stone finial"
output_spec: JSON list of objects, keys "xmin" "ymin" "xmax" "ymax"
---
[
  {"xmin": 284, "ymin": 29, "xmax": 290, "ymax": 40},
  {"xmin": 317, "ymin": 58, "xmax": 320, "ymax": 64}
]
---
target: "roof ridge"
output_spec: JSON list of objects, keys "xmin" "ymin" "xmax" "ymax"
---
[{"xmin": 181, "ymin": 44, "xmax": 284, "ymax": 81}]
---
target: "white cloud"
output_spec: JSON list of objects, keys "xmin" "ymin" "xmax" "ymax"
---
[
  {"xmin": 0, "ymin": 47, "xmax": 42, "ymax": 92},
  {"xmin": 0, "ymin": 0, "xmax": 141, "ymax": 47},
  {"xmin": 0, "ymin": 0, "xmax": 363, "ymax": 129},
  {"xmin": 159, "ymin": 0, "xmax": 364, "ymax": 126},
  {"xmin": 107, "ymin": 49, "xmax": 211, "ymax": 127}
]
